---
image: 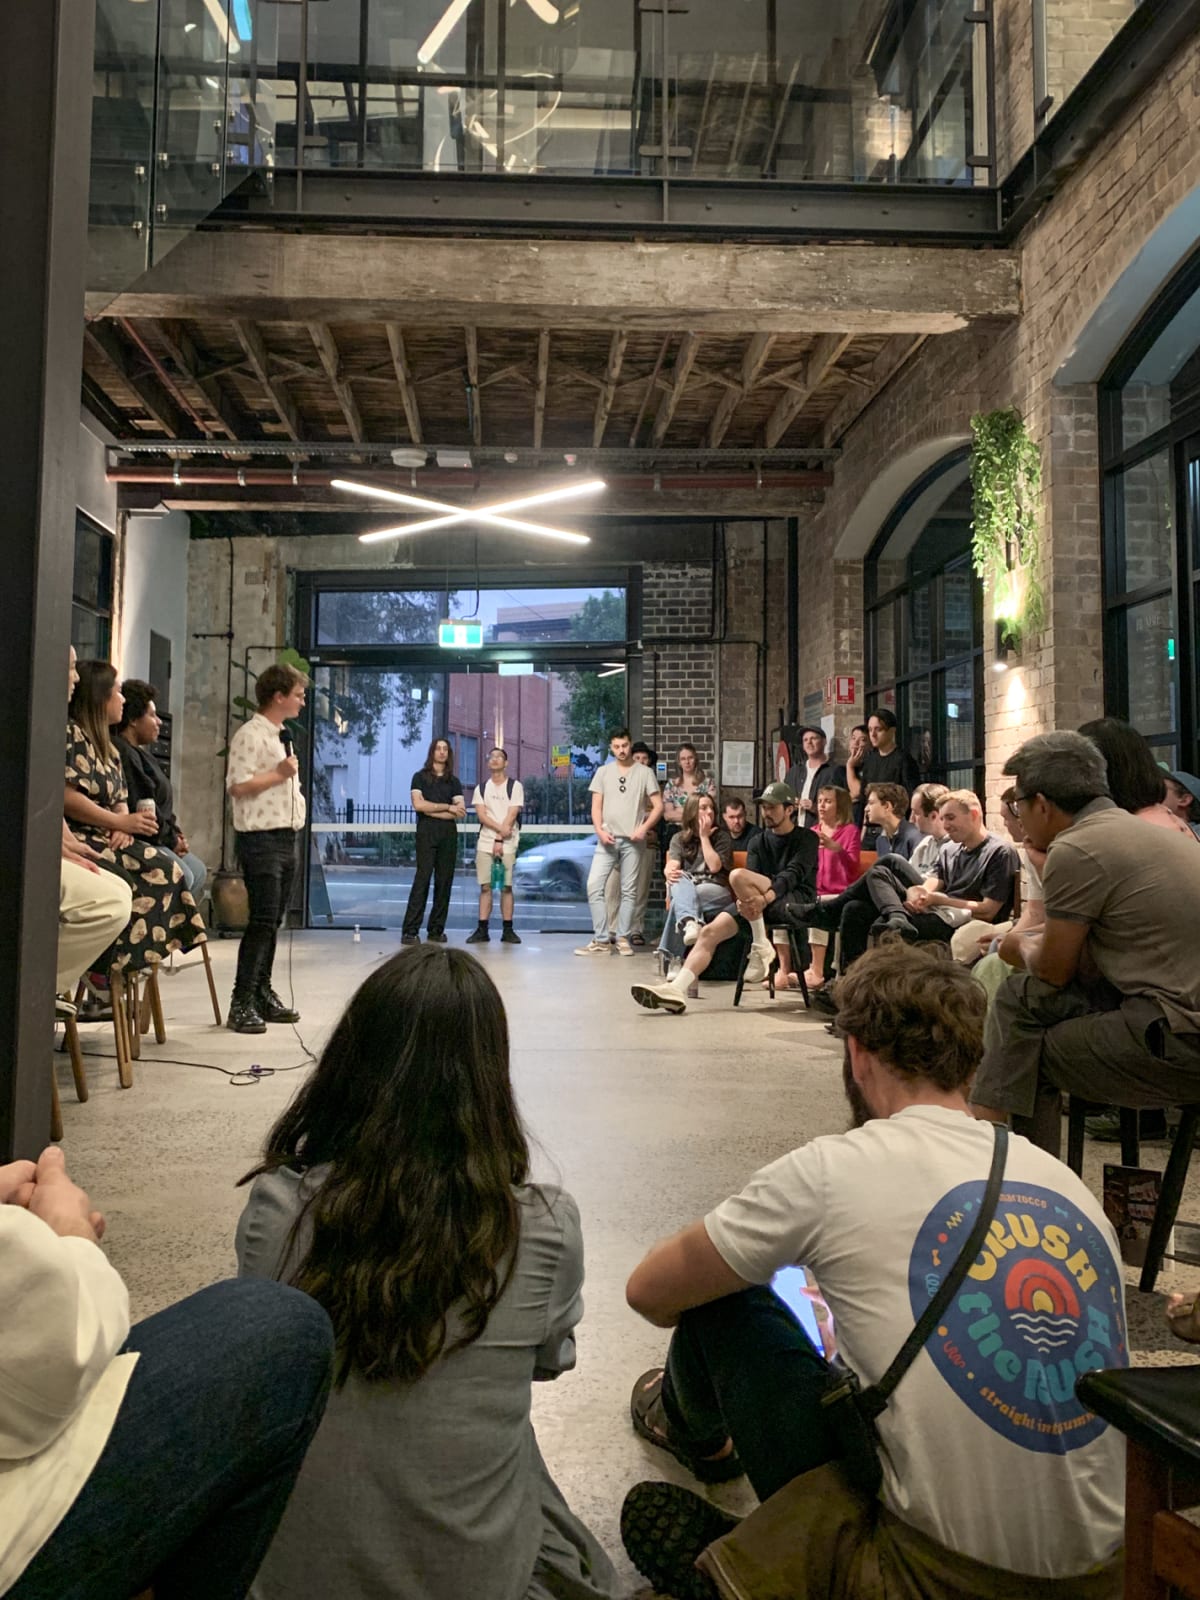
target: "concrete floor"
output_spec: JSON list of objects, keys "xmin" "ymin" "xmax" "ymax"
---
[{"xmin": 56, "ymin": 932, "xmax": 1200, "ymax": 1596}]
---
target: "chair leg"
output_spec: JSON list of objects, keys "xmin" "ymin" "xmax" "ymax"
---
[
  {"xmin": 64, "ymin": 1017, "xmax": 88, "ymax": 1103},
  {"xmin": 127, "ymin": 974, "xmax": 142, "ymax": 1061},
  {"xmin": 201, "ymin": 941, "xmax": 222, "ymax": 1025},
  {"xmin": 1066, "ymin": 1098, "xmax": 1088, "ymax": 1176},
  {"xmin": 733, "ymin": 938, "xmax": 749, "ymax": 1008},
  {"xmin": 788, "ymin": 932, "xmax": 811, "ymax": 1009},
  {"xmin": 1139, "ymin": 1107, "xmax": 1200, "ymax": 1295},
  {"xmin": 50, "ymin": 1067, "xmax": 63, "ymax": 1142},
  {"xmin": 1119, "ymin": 1109, "xmax": 1141, "ymax": 1170},
  {"xmin": 110, "ymin": 971, "xmax": 133, "ymax": 1089},
  {"xmin": 147, "ymin": 969, "xmax": 167, "ymax": 1044}
]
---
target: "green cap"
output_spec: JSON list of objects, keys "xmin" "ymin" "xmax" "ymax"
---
[{"xmin": 753, "ymin": 780, "xmax": 798, "ymax": 805}]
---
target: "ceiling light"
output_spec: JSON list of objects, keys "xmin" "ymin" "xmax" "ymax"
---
[
  {"xmin": 333, "ymin": 477, "xmax": 602, "ymax": 546},
  {"xmin": 598, "ymin": 665, "xmax": 626, "ymax": 678},
  {"xmin": 390, "ymin": 446, "xmax": 427, "ymax": 469},
  {"xmin": 436, "ymin": 447, "xmax": 473, "ymax": 470},
  {"xmin": 417, "ymin": 0, "xmax": 472, "ymax": 64}
]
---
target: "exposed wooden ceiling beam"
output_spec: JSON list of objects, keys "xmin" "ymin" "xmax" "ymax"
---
[
  {"xmin": 464, "ymin": 326, "xmax": 482, "ymax": 446},
  {"xmin": 98, "ymin": 235, "xmax": 1022, "ymax": 334},
  {"xmin": 532, "ymin": 330, "xmax": 550, "ymax": 450},
  {"xmin": 84, "ymin": 321, "xmax": 192, "ymax": 439},
  {"xmin": 308, "ymin": 323, "xmax": 365, "ymax": 444},
  {"xmin": 820, "ymin": 335, "xmax": 928, "ymax": 448},
  {"xmin": 384, "ymin": 327, "xmax": 423, "ymax": 446},
  {"xmin": 232, "ymin": 320, "xmax": 301, "ymax": 441},
  {"xmin": 650, "ymin": 332, "xmax": 701, "ymax": 448},
  {"xmin": 629, "ymin": 336, "xmax": 670, "ymax": 448},
  {"xmin": 762, "ymin": 334, "xmax": 854, "ymax": 448},
  {"xmin": 151, "ymin": 320, "xmax": 250, "ymax": 440},
  {"xmin": 593, "ymin": 331, "xmax": 628, "ymax": 448},
  {"xmin": 707, "ymin": 332, "xmax": 776, "ymax": 448}
]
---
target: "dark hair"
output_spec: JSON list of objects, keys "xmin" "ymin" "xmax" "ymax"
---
[
  {"xmin": 423, "ymin": 736, "xmax": 456, "ymax": 778},
  {"xmin": 489, "ymin": 747, "xmax": 508, "ymax": 760},
  {"xmin": 817, "ymin": 784, "xmax": 852, "ymax": 826},
  {"xmin": 630, "ymin": 740, "xmax": 653, "ymax": 759},
  {"xmin": 868, "ymin": 707, "xmax": 898, "ymax": 732},
  {"xmin": 255, "ymin": 663, "xmax": 308, "ymax": 710},
  {"xmin": 610, "ymin": 727, "xmax": 631, "ymax": 744},
  {"xmin": 851, "ymin": 724, "xmax": 868, "ymax": 735},
  {"xmin": 679, "ymin": 791, "xmax": 719, "ymax": 853},
  {"xmin": 833, "ymin": 944, "xmax": 984, "ymax": 1093},
  {"xmin": 118, "ymin": 679, "xmax": 157, "ymax": 731},
  {"xmin": 723, "ymin": 796, "xmax": 746, "ymax": 814},
  {"xmin": 866, "ymin": 781, "xmax": 908, "ymax": 816},
  {"xmin": 1002, "ymin": 732, "xmax": 1109, "ymax": 814},
  {"xmin": 242, "ymin": 946, "xmax": 531, "ymax": 1388},
  {"xmin": 674, "ymin": 742, "xmax": 707, "ymax": 784},
  {"xmin": 1077, "ymin": 718, "xmax": 1166, "ymax": 813},
  {"xmin": 69, "ymin": 661, "xmax": 118, "ymax": 762}
]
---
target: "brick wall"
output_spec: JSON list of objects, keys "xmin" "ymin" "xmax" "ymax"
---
[{"xmin": 641, "ymin": 560, "xmax": 717, "ymax": 773}]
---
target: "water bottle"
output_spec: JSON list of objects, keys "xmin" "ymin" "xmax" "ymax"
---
[
  {"xmin": 490, "ymin": 848, "xmax": 505, "ymax": 894},
  {"xmin": 353, "ymin": 924, "xmax": 361, "ymax": 943}
]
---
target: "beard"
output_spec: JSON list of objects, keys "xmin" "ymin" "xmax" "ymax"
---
[{"xmin": 842, "ymin": 1044, "xmax": 874, "ymax": 1129}]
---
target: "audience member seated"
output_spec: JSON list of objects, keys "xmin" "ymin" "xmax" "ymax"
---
[
  {"xmin": 115, "ymin": 678, "xmax": 208, "ymax": 901},
  {"xmin": 865, "ymin": 782, "xmax": 920, "ymax": 860},
  {"xmin": 796, "ymin": 785, "xmax": 861, "ymax": 992},
  {"xmin": 657, "ymin": 794, "xmax": 734, "ymax": 972},
  {"xmin": 236, "ymin": 945, "xmax": 617, "ymax": 1600},
  {"xmin": 66, "ymin": 661, "xmax": 207, "ymax": 977},
  {"xmin": 968, "ymin": 785, "xmax": 1046, "ymax": 999},
  {"xmin": 630, "ymin": 783, "xmax": 817, "ymax": 1016},
  {"xmin": 971, "ymin": 731, "xmax": 1200, "ymax": 1156},
  {"xmin": 618, "ymin": 945, "xmax": 1126, "ymax": 1600},
  {"xmin": 1165, "ymin": 769, "xmax": 1200, "ymax": 839},
  {"xmin": 784, "ymin": 727, "xmax": 845, "ymax": 828},
  {"xmin": 847, "ymin": 710, "xmax": 920, "ymax": 839},
  {"xmin": 721, "ymin": 797, "xmax": 759, "ymax": 849},
  {"xmin": 58, "ymin": 820, "xmax": 132, "ymax": 1012},
  {"xmin": 1079, "ymin": 716, "xmax": 1198, "ymax": 839},
  {"xmin": 1, "ymin": 1145, "xmax": 332, "ymax": 1600},
  {"xmin": 908, "ymin": 782, "xmax": 949, "ymax": 873}
]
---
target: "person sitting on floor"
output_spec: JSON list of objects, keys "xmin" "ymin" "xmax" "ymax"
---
[
  {"xmin": 1079, "ymin": 717, "xmax": 1198, "ymax": 840},
  {"xmin": 784, "ymin": 727, "xmax": 846, "ymax": 829},
  {"xmin": 1, "ymin": 1145, "xmax": 333, "ymax": 1600},
  {"xmin": 1164, "ymin": 769, "xmax": 1200, "ymax": 840},
  {"xmin": 630, "ymin": 782, "xmax": 817, "ymax": 1017},
  {"xmin": 970, "ymin": 731, "xmax": 1200, "ymax": 1156},
  {"xmin": 618, "ymin": 944, "xmax": 1127, "ymax": 1600},
  {"xmin": 115, "ymin": 678, "xmax": 208, "ymax": 901},
  {"xmin": 721, "ymin": 796, "xmax": 760, "ymax": 849},
  {"xmin": 908, "ymin": 782, "xmax": 949, "ymax": 874},
  {"xmin": 865, "ymin": 782, "xmax": 921, "ymax": 861},
  {"xmin": 657, "ymin": 793, "xmax": 734, "ymax": 971},
  {"xmin": 236, "ymin": 945, "xmax": 617, "ymax": 1600}
]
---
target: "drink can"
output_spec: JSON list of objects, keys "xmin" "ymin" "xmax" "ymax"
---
[{"xmin": 136, "ymin": 799, "xmax": 157, "ymax": 819}]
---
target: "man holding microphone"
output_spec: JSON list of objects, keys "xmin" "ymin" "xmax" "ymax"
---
[{"xmin": 225, "ymin": 664, "xmax": 308, "ymax": 1034}]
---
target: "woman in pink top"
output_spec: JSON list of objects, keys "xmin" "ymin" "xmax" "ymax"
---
[{"xmin": 815, "ymin": 785, "xmax": 862, "ymax": 893}]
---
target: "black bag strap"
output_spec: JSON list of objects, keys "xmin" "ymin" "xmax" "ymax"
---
[{"xmin": 859, "ymin": 1123, "xmax": 1008, "ymax": 1420}]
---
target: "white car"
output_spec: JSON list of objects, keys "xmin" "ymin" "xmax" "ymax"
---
[{"xmin": 513, "ymin": 836, "xmax": 597, "ymax": 900}]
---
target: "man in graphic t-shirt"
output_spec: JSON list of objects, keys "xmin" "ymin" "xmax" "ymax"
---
[
  {"xmin": 466, "ymin": 747, "xmax": 524, "ymax": 947},
  {"xmin": 575, "ymin": 729, "xmax": 662, "ymax": 957},
  {"xmin": 618, "ymin": 944, "xmax": 1126, "ymax": 1599}
]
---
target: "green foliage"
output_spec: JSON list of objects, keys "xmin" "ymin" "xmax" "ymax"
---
[
  {"xmin": 518, "ymin": 774, "xmax": 595, "ymax": 822},
  {"xmin": 568, "ymin": 590, "xmax": 626, "ymax": 643},
  {"xmin": 557, "ymin": 669, "xmax": 627, "ymax": 751},
  {"xmin": 969, "ymin": 408, "xmax": 1045, "ymax": 648}
]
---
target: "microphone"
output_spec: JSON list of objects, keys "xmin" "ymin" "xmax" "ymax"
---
[{"xmin": 280, "ymin": 728, "xmax": 294, "ymax": 758}]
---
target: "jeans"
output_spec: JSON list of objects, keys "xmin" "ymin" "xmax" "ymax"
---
[
  {"xmin": 158, "ymin": 846, "xmax": 208, "ymax": 901},
  {"xmin": 587, "ymin": 838, "xmax": 645, "ymax": 940},
  {"xmin": 812, "ymin": 860, "xmax": 951, "ymax": 969},
  {"xmin": 234, "ymin": 829, "xmax": 299, "ymax": 1001},
  {"xmin": 8, "ymin": 1280, "xmax": 333, "ymax": 1600},
  {"xmin": 403, "ymin": 823, "xmax": 458, "ymax": 936},
  {"xmin": 657, "ymin": 878, "xmax": 734, "ymax": 962},
  {"xmin": 661, "ymin": 1286, "xmax": 836, "ymax": 1504}
]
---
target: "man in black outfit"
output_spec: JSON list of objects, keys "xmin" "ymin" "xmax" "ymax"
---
[
  {"xmin": 630, "ymin": 782, "xmax": 818, "ymax": 1015},
  {"xmin": 784, "ymin": 728, "xmax": 846, "ymax": 828},
  {"xmin": 722, "ymin": 798, "xmax": 760, "ymax": 849},
  {"xmin": 847, "ymin": 709, "xmax": 920, "ymax": 841}
]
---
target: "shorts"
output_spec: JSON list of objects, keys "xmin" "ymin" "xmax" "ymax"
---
[{"xmin": 476, "ymin": 836, "xmax": 518, "ymax": 887}]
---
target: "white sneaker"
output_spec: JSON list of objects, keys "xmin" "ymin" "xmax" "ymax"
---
[
  {"xmin": 681, "ymin": 919, "xmax": 701, "ymax": 948},
  {"xmin": 615, "ymin": 938, "xmax": 635, "ymax": 957},
  {"xmin": 574, "ymin": 939, "xmax": 613, "ymax": 956},
  {"xmin": 743, "ymin": 942, "xmax": 776, "ymax": 985},
  {"xmin": 631, "ymin": 981, "xmax": 687, "ymax": 1014}
]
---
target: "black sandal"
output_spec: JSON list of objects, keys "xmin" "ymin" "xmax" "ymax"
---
[{"xmin": 630, "ymin": 1368, "xmax": 745, "ymax": 1484}]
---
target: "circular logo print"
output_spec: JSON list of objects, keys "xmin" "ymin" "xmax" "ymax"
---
[{"xmin": 908, "ymin": 1180, "xmax": 1126, "ymax": 1454}]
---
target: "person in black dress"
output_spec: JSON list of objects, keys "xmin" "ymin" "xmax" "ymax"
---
[{"xmin": 401, "ymin": 738, "xmax": 465, "ymax": 944}]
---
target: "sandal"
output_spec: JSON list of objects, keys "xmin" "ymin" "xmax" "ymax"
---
[
  {"xmin": 1167, "ymin": 1295, "xmax": 1200, "ymax": 1343},
  {"xmin": 630, "ymin": 1369, "xmax": 745, "ymax": 1484}
]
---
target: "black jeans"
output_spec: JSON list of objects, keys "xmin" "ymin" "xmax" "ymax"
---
[
  {"xmin": 661, "ymin": 1286, "xmax": 836, "ymax": 1504},
  {"xmin": 403, "ymin": 824, "xmax": 457, "ymax": 936},
  {"xmin": 234, "ymin": 828, "xmax": 299, "ymax": 1000},
  {"xmin": 809, "ymin": 860, "xmax": 952, "ymax": 968}
]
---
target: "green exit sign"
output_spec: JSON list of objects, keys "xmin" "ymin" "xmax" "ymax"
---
[{"xmin": 439, "ymin": 620, "xmax": 484, "ymax": 649}]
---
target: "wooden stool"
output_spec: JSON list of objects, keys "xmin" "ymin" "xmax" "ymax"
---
[{"xmin": 165, "ymin": 940, "xmax": 223, "ymax": 1025}]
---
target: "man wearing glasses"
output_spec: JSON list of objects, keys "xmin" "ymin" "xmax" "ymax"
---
[{"xmin": 972, "ymin": 731, "xmax": 1200, "ymax": 1155}]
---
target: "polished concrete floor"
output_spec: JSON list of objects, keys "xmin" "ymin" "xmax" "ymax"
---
[{"xmin": 56, "ymin": 932, "xmax": 1200, "ymax": 1596}]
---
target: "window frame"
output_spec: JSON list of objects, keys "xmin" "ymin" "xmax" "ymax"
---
[{"xmin": 71, "ymin": 509, "xmax": 115, "ymax": 662}]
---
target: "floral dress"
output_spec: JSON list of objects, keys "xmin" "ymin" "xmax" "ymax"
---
[{"xmin": 65, "ymin": 720, "xmax": 207, "ymax": 974}]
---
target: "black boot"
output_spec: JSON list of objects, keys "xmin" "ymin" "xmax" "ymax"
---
[
  {"xmin": 466, "ymin": 923, "xmax": 490, "ymax": 944},
  {"xmin": 259, "ymin": 987, "xmax": 300, "ymax": 1024},
  {"xmin": 501, "ymin": 922, "xmax": 521, "ymax": 944},
  {"xmin": 227, "ymin": 994, "xmax": 267, "ymax": 1034}
]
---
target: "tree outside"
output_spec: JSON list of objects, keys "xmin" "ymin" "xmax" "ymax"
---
[{"xmin": 557, "ymin": 590, "xmax": 627, "ymax": 754}]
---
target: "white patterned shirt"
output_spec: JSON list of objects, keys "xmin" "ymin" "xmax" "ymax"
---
[{"xmin": 226, "ymin": 713, "xmax": 307, "ymax": 833}]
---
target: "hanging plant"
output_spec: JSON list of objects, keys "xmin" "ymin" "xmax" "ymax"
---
[{"xmin": 969, "ymin": 407, "xmax": 1045, "ymax": 649}]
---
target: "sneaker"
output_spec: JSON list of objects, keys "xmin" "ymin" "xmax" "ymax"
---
[
  {"xmin": 1085, "ymin": 1108, "xmax": 1168, "ymax": 1142},
  {"xmin": 871, "ymin": 913, "xmax": 918, "ymax": 944},
  {"xmin": 620, "ymin": 1481, "xmax": 735, "ymax": 1600},
  {"xmin": 631, "ymin": 981, "xmax": 687, "ymax": 1014},
  {"xmin": 809, "ymin": 986, "xmax": 838, "ymax": 1016},
  {"xmin": 681, "ymin": 918, "xmax": 701, "ymax": 948},
  {"xmin": 574, "ymin": 939, "xmax": 612, "ymax": 956},
  {"xmin": 401, "ymin": 934, "xmax": 420, "ymax": 946},
  {"xmin": 501, "ymin": 925, "xmax": 521, "ymax": 944},
  {"xmin": 55, "ymin": 995, "xmax": 77, "ymax": 1021},
  {"xmin": 466, "ymin": 926, "xmax": 490, "ymax": 944},
  {"xmin": 258, "ymin": 989, "xmax": 300, "ymax": 1024},
  {"xmin": 426, "ymin": 932, "xmax": 448, "ymax": 944},
  {"xmin": 615, "ymin": 938, "xmax": 635, "ymax": 957},
  {"xmin": 227, "ymin": 996, "xmax": 267, "ymax": 1034},
  {"xmin": 743, "ymin": 941, "xmax": 776, "ymax": 985}
]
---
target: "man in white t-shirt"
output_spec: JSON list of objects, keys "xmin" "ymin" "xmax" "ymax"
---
[
  {"xmin": 467, "ymin": 746, "xmax": 525, "ymax": 946},
  {"xmin": 575, "ymin": 729, "xmax": 662, "ymax": 957},
  {"xmin": 619, "ymin": 944, "xmax": 1126, "ymax": 1600}
]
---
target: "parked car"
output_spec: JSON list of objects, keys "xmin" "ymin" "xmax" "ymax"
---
[{"xmin": 513, "ymin": 836, "xmax": 596, "ymax": 900}]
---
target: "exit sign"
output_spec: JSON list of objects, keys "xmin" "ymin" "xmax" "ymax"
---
[{"xmin": 438, "ymin": 620, "xmax": 483, "ymax": 649}]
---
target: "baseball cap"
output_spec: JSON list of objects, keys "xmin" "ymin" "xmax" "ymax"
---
[
  {"xmin": 1168, "ymin": 770, "xmax": 1200, "ymax": 807},
  {"xmin": 753, "ymin": 780, "xmax": 798, "ymax": 805}
]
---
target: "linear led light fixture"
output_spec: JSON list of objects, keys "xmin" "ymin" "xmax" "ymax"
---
[
  {"xmin": 597, "ymin": 665, "xmax": 626, "ymax": 678},
  {"xmin": 334, "ymin": 478, "xmax": 602, "ymax": 546},
  {"xmin": 419, "ymin": 0, "xmax": 559, "ymax": 64}
]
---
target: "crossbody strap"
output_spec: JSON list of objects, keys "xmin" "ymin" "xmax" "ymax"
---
[{"xmin": 860, "ymin": 1123, "xmax": 1008, "ymax": 1419}]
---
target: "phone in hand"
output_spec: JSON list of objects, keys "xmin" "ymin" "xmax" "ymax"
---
[{"xmin": 769, "ymin": 1265, "xmax": 827, "ymax": 1355}]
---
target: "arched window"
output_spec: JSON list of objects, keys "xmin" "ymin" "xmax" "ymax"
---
[
  {"xmin": 1099, "ymin": 245, "xmax": 1200, "ymax": 771},
  {"xmin": 864, "ymin": 449, "xmax": 984, "ymax": 795}
]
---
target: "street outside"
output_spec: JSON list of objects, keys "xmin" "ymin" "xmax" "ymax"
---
[{"xmin": 316, "ymin": 863, "xmax": 594, "ymax": 932}]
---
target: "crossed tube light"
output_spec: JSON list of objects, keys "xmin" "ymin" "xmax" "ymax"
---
[{"xmin": 334, "ymin": 477, "xmax": 603, "ymax": 546}]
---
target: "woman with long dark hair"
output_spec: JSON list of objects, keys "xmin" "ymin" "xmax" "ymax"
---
[
  {"xmin": 1078, "ymin": 717, "xmax": 1197, "ymax": 838},
  {"xmin": 235, "ymin": 946, "xmax": 616, "ymax": 1600},
  {"xmin": 657, "ymin": 792, "xmax": 733, "ymax": 968},
  {"xmin": 401, "ymin": 735, "xmax": 465, "ymax": 943},
  {"xmin": 65, "ymin": 660, "xmax": 207, "ymax": 974}
]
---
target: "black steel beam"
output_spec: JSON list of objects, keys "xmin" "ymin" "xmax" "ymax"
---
[
  {"xmin": 0, "ymin": 0, "xmax": 96, "ymax": 1159},
  {"xmin": 213, "ymin": 169, "xmax": 1002, "ymax": 245}
]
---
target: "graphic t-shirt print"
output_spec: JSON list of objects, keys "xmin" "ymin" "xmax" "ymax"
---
[{"xmin": 908, "ymin": 1181, "xmax": 1126, "ymax": 1453}]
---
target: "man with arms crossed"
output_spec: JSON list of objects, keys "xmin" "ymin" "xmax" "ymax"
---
[
  {"xmin": 467, "ymin": 746, "xmax": 524, "ymax": 945},
  {"xmin": 576, "ymin": 729, "xmax": 663, "ymax": 957}
]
